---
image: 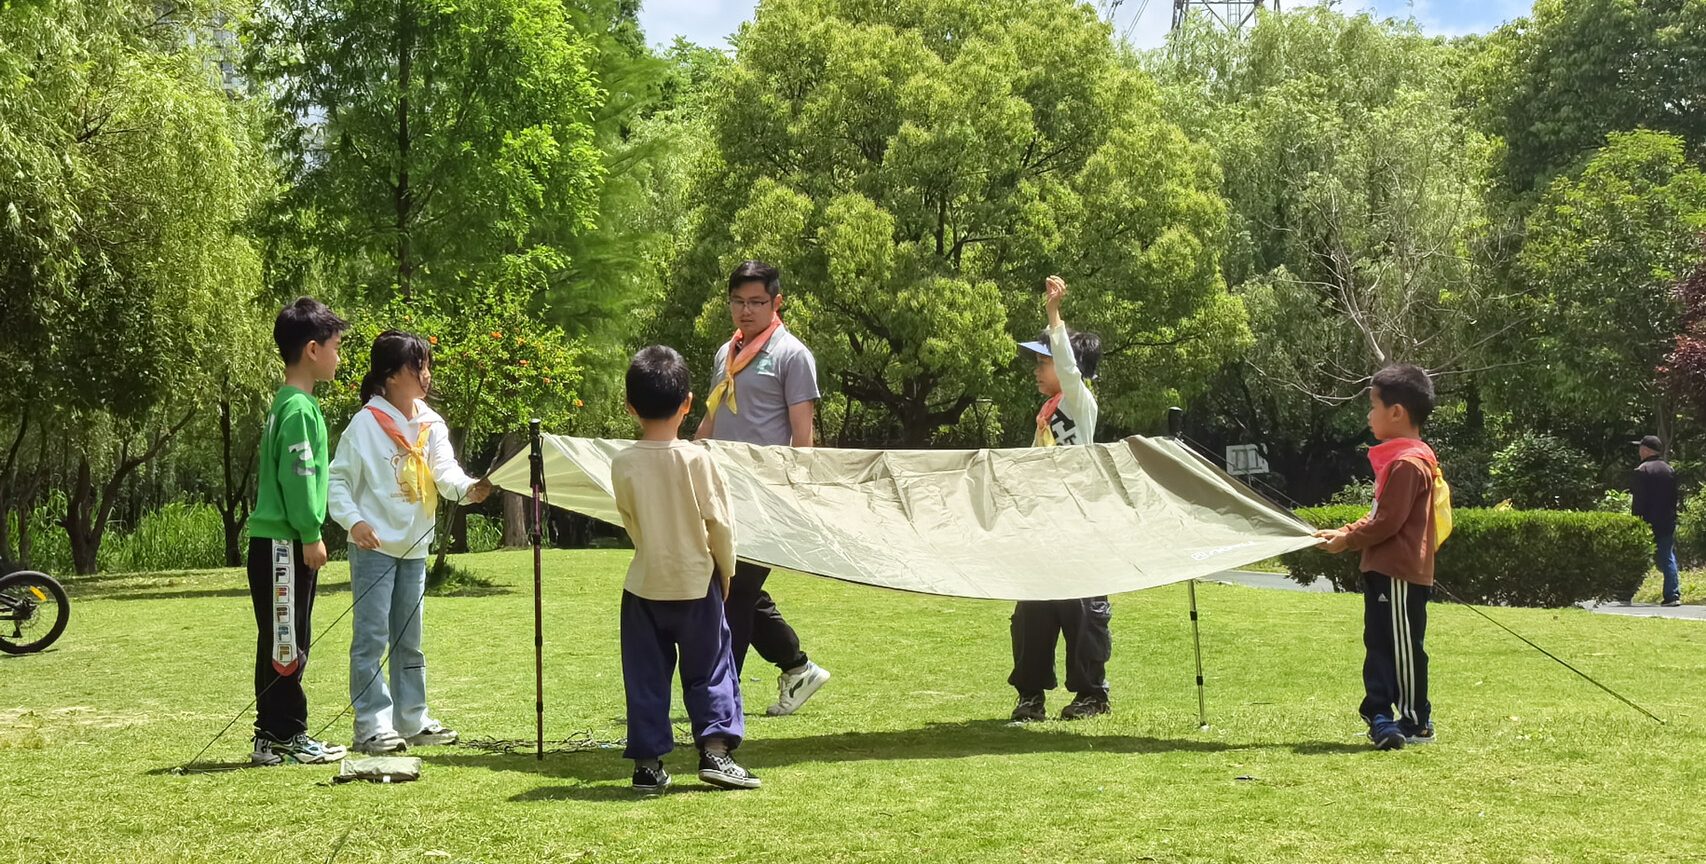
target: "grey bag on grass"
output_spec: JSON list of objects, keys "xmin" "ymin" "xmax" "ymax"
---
[{"xmin": 333, "ymin": 756, "xmax": 422, "ymax": 784}]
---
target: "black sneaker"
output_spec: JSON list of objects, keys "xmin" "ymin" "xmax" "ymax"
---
[
  {"xmin": 1059, "ymin": 694, "xmax": 1111, "ymax": 720},
  {"xmin": 1368, "ymin": 715, "xmax": 1406, "ymax": 751},
  {"xmin": 632, "ymin": 763, "xmax": 671, "ymax": 794},
  {"xmin": 697, "ymin": 751, "xmax": 761, "ymax": 790},
  {"xmin": 1662, "ymin": 597, "xmax": 1683, "ymax": 608},
  {"xmin": 1405, "ymin": 723, "xmax": 1436, "ymax": 746},
  {"xmin": 1010, "ymin": 693, "xmax": 1047, "ymax": 722}
]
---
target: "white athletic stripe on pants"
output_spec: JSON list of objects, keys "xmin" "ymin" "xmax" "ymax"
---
[{"xmin": 1392, "ymin": 579, "xmax": 1416, "ymax": 726}]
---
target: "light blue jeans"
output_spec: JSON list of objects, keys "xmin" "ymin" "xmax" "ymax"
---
[{"xmin": 348, "ymin": 546, "xmax": 437, "ymax": 741}]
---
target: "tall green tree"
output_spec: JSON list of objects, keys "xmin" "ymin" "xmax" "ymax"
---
[
  {"xmin": 657, "ymin": 0, "xmax": 1241, "ymax": 446},
  {"xmin": 1152, "ymin": 8, "xmax": 1489, "ymax": 497},
  {"xmin": 571, "ymin": 37, "xmax": 733, "ymax": 439},
  {"xmin": 544, "ymin": 2, "xmax": 680, "ymax": 424},
  {"xmin": 1492, "ymin": 131, "xmax": 1706, "ymax": 448},
  {"xmin": 1467, "ymin": 0, "xmax": 1706, "ymax": 198},
  {"xmin": 245, "ymin": 0, "xmax": 606, "ymax": 304},
  {"xmin": 0, "ymin": 1, "xmax": 270, "ymax": 572}
]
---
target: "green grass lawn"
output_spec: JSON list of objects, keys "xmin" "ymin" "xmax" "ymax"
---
[
  {"xmin": 5, "ymin": 550, "xmax": 1706, "ymax": 863},
  {"xmin": 1635, "ymin": 567, "xmax": 1706, "ymax": 604}
]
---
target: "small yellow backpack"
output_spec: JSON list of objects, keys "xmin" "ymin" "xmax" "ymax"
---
[{"xmin": 1428, "ymin": 463, "xmax": 1453, "ymax": 549}]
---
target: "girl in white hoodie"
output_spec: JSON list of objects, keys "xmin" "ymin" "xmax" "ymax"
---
[{"xmin": 328, "ymin": 330, "xmax": 492, "ymax": 754}]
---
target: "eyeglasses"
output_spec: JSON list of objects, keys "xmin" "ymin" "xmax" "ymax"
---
[{"xmin": 728, "ymin": 298, "xmax": 774, "ymax": 312}]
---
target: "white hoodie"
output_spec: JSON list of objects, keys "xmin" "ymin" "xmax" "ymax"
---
[{"xmin": 328, "ymin": 396, "xmax": 479, "ymax": 560}]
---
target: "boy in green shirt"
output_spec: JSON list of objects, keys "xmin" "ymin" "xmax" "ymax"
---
[{"xmin": 247, "ymin": 297, "xmax": 350, "ymax": 765}]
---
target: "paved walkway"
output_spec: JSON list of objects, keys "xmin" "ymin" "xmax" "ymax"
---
[{"xmin": 1207, "ymin": 570, "xmax": 1706, "ymax": 621}]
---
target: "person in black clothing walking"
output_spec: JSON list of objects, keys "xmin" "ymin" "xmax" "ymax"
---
[{"xmin": 1631, "ymin": 435, "xmax": 1682, "ymax": 607}]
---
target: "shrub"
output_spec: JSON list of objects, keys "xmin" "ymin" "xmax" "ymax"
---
[
  {"xmin": 1486, "ymin": 432, "xmax": 1599, "ymax": 510},
  {"xmin": 1327, "ymin": 479, "xmax": 1374, "ymax": 506},
  {"xmin": 101, "ymin": 502, "xmax": 227, "ymax": 573},
  {"xmin": 464, "ymin": 514, "xmax": 501, "ymax": 554},
  {"xmin": 1595, "ymin": 488, "xmax": 1634, "ymax": 513},
  {"xmin": 1427, "ymin": 404, "xmax": 1496, "ymax": 507},
  {"xmin": 1284, "ymin": 505, "xmax": 1651, "ymax": 607},
  {"xmin": 1676, "ymin": 492, "xmax": 1706, "ymax": 566},
  {"xmin": 6, "ymin": 492, "xmax": 75, "ymax": 574}
]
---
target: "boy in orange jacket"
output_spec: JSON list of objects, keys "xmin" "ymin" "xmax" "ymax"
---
[{"xmin": 1317, "ymin": 364, "xmax": 1443, "ymax": 751}]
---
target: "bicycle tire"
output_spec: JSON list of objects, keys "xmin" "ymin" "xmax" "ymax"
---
[{"xmin": 0, "ymin": 570, "xmax": 70, "ymax": 654}]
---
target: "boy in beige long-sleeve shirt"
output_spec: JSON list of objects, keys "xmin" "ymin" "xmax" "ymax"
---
[{"xmin": 609, "ymin": 346, "xmax": 758, "ymax": 794}]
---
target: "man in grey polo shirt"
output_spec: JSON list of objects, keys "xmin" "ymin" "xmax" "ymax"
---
[{"xmin": 695, "ymin": 260, "xmax": 831, "ymax": 716}]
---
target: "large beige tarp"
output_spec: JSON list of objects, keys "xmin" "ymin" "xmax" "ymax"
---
[{"xmin": 488, "ymin": 435, "xmax": 1319, "ymax": 601}]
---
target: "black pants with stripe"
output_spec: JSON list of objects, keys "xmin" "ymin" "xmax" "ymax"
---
[
  {"xmin": 1361, "ymin": 572, "xmax": 1430, "ymax": 733},
  {"xmin": 246, "ymin": 538, "xmax": 317, "ymax": 741}
]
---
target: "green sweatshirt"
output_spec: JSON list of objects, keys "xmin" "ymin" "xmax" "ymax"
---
[{"xmin": 249, "ymin": 386, "xmax": 330, "ymax": 544}]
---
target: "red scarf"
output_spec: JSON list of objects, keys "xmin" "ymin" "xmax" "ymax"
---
[
  {"xmin": 1368, "ymin": 438, "xmax": 1438, "ymax": 494},
  {"xmin": 705, "ymin": 313, "xmax": 784, "ymax": 417}
]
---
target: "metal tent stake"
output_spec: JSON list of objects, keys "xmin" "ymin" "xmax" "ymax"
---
[
  {"xmin": 1188, "ymin": 580, "xmax": 1208, "ymax": 729},
  {"xmin": 529, "ymin": 418, "xmax": 545, "ymax": 760},
  {"xmin": 1169, "ymin": 406, "xmax": 1209, "ymax": 729}
]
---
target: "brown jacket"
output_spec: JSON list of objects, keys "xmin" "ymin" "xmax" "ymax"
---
[{"xmin": 1343, "ymin": 459, "xmax": 1436, "ymax": 586}]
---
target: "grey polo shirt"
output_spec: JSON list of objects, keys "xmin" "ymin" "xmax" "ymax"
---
[{"xmin": 707, "ymin": 325, "xmax": 821, "ymax": 446}]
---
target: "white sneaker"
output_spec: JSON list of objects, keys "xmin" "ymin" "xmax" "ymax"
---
[
  {"xmin": 253, "ymin": 733, "xmax": 346, "ymax": 765},
  {"xmin": 766, "ymin": 662, "xmax": 830, "ymax": 716},
  {"xmin": 250, "ymin": 734, "xmax": 284, "ymax": 766},
  {"xmin": 354, "ymin": 731, "xmax": 408, "ymax": 755},
  {"xmin": 404, "ymin": 724, "xmax": 459, "ymax": 747}
]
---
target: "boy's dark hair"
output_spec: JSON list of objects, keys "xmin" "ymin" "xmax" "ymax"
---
[
  {"xmin": 627, "ymin": 345, "xmax": 692, "ymax": 420},
  {"xmin": 1371, "ymin": 363, "xmax": 1435, "ymax": 426},
  {"xmin": 1039, "ymin": 328, "xmax": 1103, "ymax": 380},
  {"xmin": 360, "ymin": 330, "xmax": 432, "ymax": 403},
  {"xmin": 728, "ymin": 260, "xmax": 782, "ymax": 299},
  {"xmin": 274, "ymin": 296, "xmax": 348, "ymax": 364}
]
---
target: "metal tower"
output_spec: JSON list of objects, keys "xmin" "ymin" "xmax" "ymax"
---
[{"xmin": 1171, "ymin": 0, "xmax": 1275, "ymax": 31}]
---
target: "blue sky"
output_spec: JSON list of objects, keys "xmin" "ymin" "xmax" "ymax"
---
[{"xmin": 637, "ymin": 0, "xmax": 1535, "ymax": 52}]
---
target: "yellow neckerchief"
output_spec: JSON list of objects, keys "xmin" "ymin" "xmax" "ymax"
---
[
  {"xmin": 366, "ymin": 405, "xmax": 436, "ymax": 517},
  {"xmin": 705, "ymin": 312, "xmax": 783, "ymax": 418}
]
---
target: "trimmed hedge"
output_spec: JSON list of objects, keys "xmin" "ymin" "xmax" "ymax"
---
[{"xmin": 1283, "ymin": 506, "xmax": 1652, "ymax": 608}]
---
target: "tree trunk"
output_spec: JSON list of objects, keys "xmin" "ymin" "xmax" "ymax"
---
[
  {"xmin": 394, "ymin": 0, "xmax": 415, "ymax": 300},
  {"xmin": 16, "ymin": 429, "xmax": 47, "ymax": 569},
  {"xmin": 431, "ymin": 419, "xmax": 482, "ymax": 573},
  {"xmin": 1658, "ymin": 392, "xmax": 1677, "ymax": 459},
  {"xmin": 450, "ymin": 507, "xmax": 468, "ymax": 552},
  {"xmin": 61, "ymin": 410, "xmax": 196, "ymax": 575},
  {"xmin": 218, "ymin": 396, "xmax": 240, "ymax": 566},
  {"xmin": 495, "ymin": 432, "xmax": 528, "ymax": 547},
  {"xmin": 16, "ymin": 496, "xmax": 32, "ymax": 569},
  {"xmin": 503, "ymin": 490, "xmax": 528, "ymax": 548},
  {"xmin": 64, "ymin": 455, "xmax": 102, "ymax": 575},
  {"xmin": 216, "ymin": 396, "xmax": 257, "ymax": 567},
  {"xmin": 0, "ymin": 410, "xmax": 33, "ymax": 561},
  {"xmin": 899, "ymin": 403, "xmax": 932, "ymax": 448}
]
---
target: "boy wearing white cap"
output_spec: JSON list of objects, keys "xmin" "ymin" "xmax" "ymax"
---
[{"xmin": 1008, "ymin": 276, "xmax": 1113, "ymax": 722}]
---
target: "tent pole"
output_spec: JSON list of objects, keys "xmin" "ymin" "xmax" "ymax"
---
[
  {"xmin": 1188, "ymin": 579, "xmax": 1208, "ymax": 729},
  {"xmin": 529, "ymin": 418, "xmax": 545, "ymax": 760},
  {"xmin": 1169, "ymin": 406, "xmax": 1209, "ymax": 729}
]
